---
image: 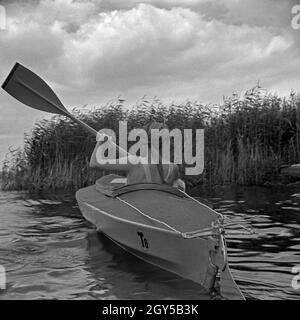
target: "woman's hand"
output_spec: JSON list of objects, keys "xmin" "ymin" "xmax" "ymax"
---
[
  {"xmin": 96, "ymin": 132, "xmax": 111, "ymax": 142},
  {"xmin": 173, "ymin": 178, "xmax": 186, "ymax": 191}
]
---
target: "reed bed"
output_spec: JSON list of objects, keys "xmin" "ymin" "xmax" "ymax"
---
[{"xmin": 1, "ymin": 86, "xmax": 300, "ymax": 191}]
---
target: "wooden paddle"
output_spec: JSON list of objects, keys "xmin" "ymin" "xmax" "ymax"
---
[
  {"xmin": 1, "ymin": 62, "xmax": 129, "ymax": 155},
  {"xmin": 2, "ymin": 63, "xmax": 99, "ymax": 136}
]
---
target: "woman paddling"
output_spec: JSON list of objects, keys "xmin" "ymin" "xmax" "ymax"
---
[{"xmin": 90, "ymin": 121, "xmax": 185, "ymax": 189}]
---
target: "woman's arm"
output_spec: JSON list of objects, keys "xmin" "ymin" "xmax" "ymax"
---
[
  {"xmin": 90, "ymin": 140, "xmax": 144, "ymax": 172},
  {"xmin": 164, "ymin": 164, "xmax": 179, "ymax": 185},
  {"xmin": 90, "ymin": 140, "xmax": 131, "ymax": 172}
]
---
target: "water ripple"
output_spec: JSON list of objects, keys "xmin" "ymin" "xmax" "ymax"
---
[{"xmin": 0, "ymin": 186, "xmax": 300, "ymax": 300}]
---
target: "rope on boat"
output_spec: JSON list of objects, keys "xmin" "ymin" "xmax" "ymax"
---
[
  {"xmin": 222, "ymin": 218, "xmax": 254, "ymax": 234},
  {"xmin": 116, "ymin": 196, "xmax": 225, "ymax": 238},
  {"xmin": 179, "ymin": 190, "xmax": 224, "ymax": 219},
  {"xmin": 116, "ymin": 196, "xmax": 182, "ymax": 234},
  {"xmin": 179, "ymin": 190, "xmax": 254, "ymax": 235},
  {"xmin": 117, "ymin": 191, "xmax": 254, "ymax": 238}
]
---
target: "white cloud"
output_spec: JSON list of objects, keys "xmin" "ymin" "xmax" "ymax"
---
[
  {"xmin": 0, "ymin": 0, "xmax": 299, "ymax": 159},
  {"xmin": 1, "ymin": 2, "xmax": 295, "ymax": 95}
]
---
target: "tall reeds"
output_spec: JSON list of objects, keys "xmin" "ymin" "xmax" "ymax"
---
[{"xmin": 1, "ymin": 86, "xmax": 300, "ymax": 191}]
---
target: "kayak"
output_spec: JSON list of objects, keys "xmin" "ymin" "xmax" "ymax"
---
[
  {"xmin": 280, "ymin": 164, "xmax": 300, "ymax": 177},
  {"xmin": 76, "ymin": 175, "xmax": 245, "ymax": 300},
  {"xmin": 1, "ymin": 63, "xmax": 244, "ymax": 298}
]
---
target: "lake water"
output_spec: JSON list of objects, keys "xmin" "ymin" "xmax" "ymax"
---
[{"xmin": 0, "ymin": 185, "xmax": 300, "ymax": 300}]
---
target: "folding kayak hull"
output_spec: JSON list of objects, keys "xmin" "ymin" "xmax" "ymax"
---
[{"xmin": 76, "ymin": 183, "xmax": 245, "ymax": 299}]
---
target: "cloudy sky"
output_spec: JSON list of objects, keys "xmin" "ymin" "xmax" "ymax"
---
[{"xmin": 0, "ymin": 0, "xmax": 300, "ymax": 161}]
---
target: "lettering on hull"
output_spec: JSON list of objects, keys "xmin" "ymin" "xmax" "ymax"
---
[{"xmin": 137, "ymin": 230, "xmax": 149, "ymax": 249}]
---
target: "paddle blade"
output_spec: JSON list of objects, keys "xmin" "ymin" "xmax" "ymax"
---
[{"xmin": 2, "ymin": 63, "xmax": 68, "ymax": 116}]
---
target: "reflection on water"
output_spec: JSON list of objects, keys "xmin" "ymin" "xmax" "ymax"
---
[{"xmin": 0, "ymin": 185, "xmax": 299, "ymax": 300}]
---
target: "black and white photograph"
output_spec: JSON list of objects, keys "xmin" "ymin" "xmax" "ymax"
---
[{"xmin": 0, "ymin": 0, "xmax": 300, "ymax": 304}]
